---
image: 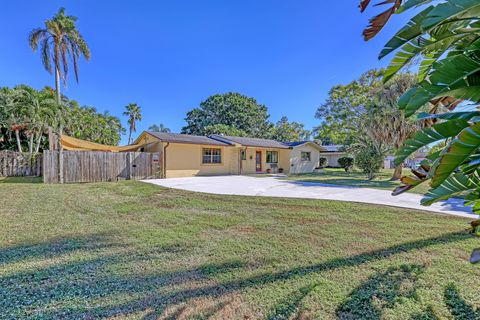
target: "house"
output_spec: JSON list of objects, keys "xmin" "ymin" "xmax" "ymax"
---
[
  {"xmin": 318, "ymin": 144, "xmax": 347, "ymax": 168},
  {"xmin": 283, "ymin": 141, "xmax": 325, "ymax": 174},
  {"xmin": 134, "ymin": 132, "xmax": 327, "ymax": 178}
]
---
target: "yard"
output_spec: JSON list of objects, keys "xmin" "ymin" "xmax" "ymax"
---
[
  {"xmin": 1, "ymin": 179, "xmax": 479, "ymax": 319},
  {"xmin": 286, "ymin": 168, "xmax": 432, "ymax": 194}
]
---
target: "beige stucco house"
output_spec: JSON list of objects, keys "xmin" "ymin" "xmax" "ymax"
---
[{"xmin": 135, "ymin": 132, "xmax": 326, "ymax": 178}]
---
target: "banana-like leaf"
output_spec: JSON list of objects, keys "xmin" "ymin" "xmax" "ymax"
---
[
  {"xmin": 394, "ymin": 119, "xmax": 469, "ymax": 166},
  {"xmin": 380, "ymin": 6, "xmax": 434, "ymax": 59},
  {"xmin": 432, "ymin": 122, "xmax": 480, "ymax": 188},
  {"xmin": 417, "ymin": 111, "xmax": 480, "ymax": 121},
  {"xmin": 396, "ymin": 0, "xmax": 435, "ymax": 14},
  {"xmin": 422, "ymin": 171, "xmax": 479, "ymax": 205},
  {"xmin": 384, "ymin": 26, "xmax": 478, "ymax": 82},
  {"xmin": 399, "ymin": 39, "xmax": 480, "ymax": 116},
  {"xmin": 422, "ymin": 0, "xmax": 480, "ymax": 30}
]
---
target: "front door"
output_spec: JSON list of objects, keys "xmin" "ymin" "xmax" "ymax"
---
[{"xmin": 255, "ymin": 151, "xmax": 262, "ymax": 172}]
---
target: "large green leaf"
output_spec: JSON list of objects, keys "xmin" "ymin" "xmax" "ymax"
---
[
  {"xmin": 399, "ymin": 39, "xmax": 480, "ymax": 116},
  {"xmin": 384, "ymin": 24, "xmax": 479, "ymax": 82},
  {"xmin": 417, "ymin": 111, "xmax": 480, "ymax": 121},
  {"xmin": 396, "ymin": 0, "xmax": 435, "ymax": 14},
  {"xmin": 422, "ymin": 0, "xmax": 480, "ymax": 30},
  {"xmin": 380, "ymin": 6, "xmax": 434, "ymax": 59},
  {"xmin": 422, "ymin": 171, "xmax": 479, "ymax": 205},
  {"xmin": 394, "ymin": 119, "xmax": 470, "ymax": 166},
  {"xmin": 432, "ymin": 122, "xmax": 480, "ymax": 188}
]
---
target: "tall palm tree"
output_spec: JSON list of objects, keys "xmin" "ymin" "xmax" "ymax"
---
[
  {"xmin": 148, "ymin": 123, "xmax": 171, "ymax": 133},
  {"xmin": 123, "ymin": 103, "xmax": 142, "ymax": 144},
  {"xmin": 29, "ymin": 8, "xmax": 90, "ymax": 104}
]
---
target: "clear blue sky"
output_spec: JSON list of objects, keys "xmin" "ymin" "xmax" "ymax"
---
[{"xmin": 0, "ymin": 1, "xmax": 413, "ymax": 145}]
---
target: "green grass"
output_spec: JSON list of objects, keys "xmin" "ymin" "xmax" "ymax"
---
[
  {"xmin": 286, "ymin": 168, "xmax": 431, "ymax": 194},
  {"xmin": 0, "ymin": 178, "xmax": 479, "ymax": 319}
]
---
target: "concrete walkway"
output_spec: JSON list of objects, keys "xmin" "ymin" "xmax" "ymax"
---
[{"xmin": 143, "ymin": 176, "xmax": 478, "ymax": 219}]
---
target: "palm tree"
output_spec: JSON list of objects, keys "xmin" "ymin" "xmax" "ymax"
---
[
  {"xmin": 123, "ymin": 103, "xmax": 142, "ymax": 144},
  {"xmin": 148, "ymin": 123, "xmax": 171, "ymax": 133},
  {"xmin": 29, "ymin": 8, "xmax": 90, "ymax": 104}
]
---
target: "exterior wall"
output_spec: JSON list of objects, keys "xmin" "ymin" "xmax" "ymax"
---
[
  {"xmin": 240, "ymin": 148, "xmax": 290, "ymax": 174},
  {"xmin": 319, "ymin": 152, "xmax": 347, "ymax": 168},
  {"xmin": 290, "ymin": 144, "xmax": 320, "ymax": 174},
  {"xmin": 164, "ymin": 143, "xmax": 239, "ymax": 178},
  {"xmin": 135, "ymin": 132, "xmax": 291, "ymax": 177}
]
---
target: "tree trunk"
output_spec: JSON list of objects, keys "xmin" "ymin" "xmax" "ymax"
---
[
  {"xmin": 29, "ymin": 133, "xmax": 34, "ymax": 155},
  {"xmin": 14, "ymin": 129, "xmax": 23, "ymax": 153},
  {"xmin": 128, "ymin": 130, "xmax": 132, "ymax": 145},
  {"xmin": 55, "ymin": 64, "xmax": 61, "ymax": 105},
  {"xmin": 391, "ymin": 163, "xmax": 403, "ymax": 181}
]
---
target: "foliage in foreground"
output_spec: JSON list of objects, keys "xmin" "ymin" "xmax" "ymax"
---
[
  {"xmin": 0, "ymin": 180, "xmax": 478, "ymax": 318},
  {"xmin": 360, "ymin": 0, "xmax": 480, "ymax": 260}
]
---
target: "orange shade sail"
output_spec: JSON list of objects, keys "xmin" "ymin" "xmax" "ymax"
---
[{"xmin": 61, "ymin": 135, "xmax": 144, "ymax": 152}]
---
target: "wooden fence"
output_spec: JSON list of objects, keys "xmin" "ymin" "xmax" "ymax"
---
[
  {"xmin": 43, "ymin": 151, "xmax": 162, "ymax": 183},
  {"xmin": 0, "ymin": 151, "xmax": 42, "ymax": 177}
]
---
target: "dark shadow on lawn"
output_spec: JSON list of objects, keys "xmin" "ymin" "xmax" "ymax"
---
[
  {"xmin": 0, "ymin": 231, "xmax": 471, "ymax": 319},
  {"xmin": 336, "ymin": 264, "xmax": 423, "ymax": 320},
  {"xmin": 444, "ymin": 283, "xmax": 479, "ymax": 320}
]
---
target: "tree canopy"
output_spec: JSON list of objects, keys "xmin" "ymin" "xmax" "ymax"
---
[
  {"xmin": 271, "ymin": 116, "xmax": 311, "ymax": 142},
  {"xmin": 0, "ymin": 85, "xmax": 124, "ymax": 152},
  {"xmin": 182, "ymin": 93, "xmax": 273, "ymax": 138}
]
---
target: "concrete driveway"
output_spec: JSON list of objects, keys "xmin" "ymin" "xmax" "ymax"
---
[{"xmin": 143, "ymin": 176, "xmax": 477, "ymax": 219}]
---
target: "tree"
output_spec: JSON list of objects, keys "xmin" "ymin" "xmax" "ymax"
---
[
  {"xmin": 123, "ymin": 103, "xmax": 142, "ymax": 144},
  {"xmin": 271, "ymin": 116, "xmax": 311, "ymax": 142},
  {"xmin": 203, "ymin": 124, "xmax": 247, "ymax": 137},
  {"xmin": 182, "ymin": 92, "xmax": 273, "ymax": 138},
  {"xmin": 0, "ymin": 85, "xmax": 124, "ymax": 152},
  {"xmin": 314, "ymin": 70, "xmax": 383, "ymax": 145},
  {"xmin": 148, "ymin": 123, "xmax": 171, "ymax": 133},
  {"xmin": 29, "ymin": 8, "xmax": 90, "ymax": 104},
  {"xmin": 315, "ymin": 70, "xmax": 420, "ymax": 179}
]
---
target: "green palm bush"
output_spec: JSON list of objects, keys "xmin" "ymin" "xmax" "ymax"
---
[{"xmin": 361, "ymin": 0, "xmax": 480, "ymax": 261}]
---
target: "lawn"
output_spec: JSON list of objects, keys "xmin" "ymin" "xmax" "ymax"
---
[
  {"xmin": 1, "ymin": 179, "xmax": 479, "ymax": 319},
  {"xmin": 286, "ymin": 168, "xmax": 432, "ymax": 194}
]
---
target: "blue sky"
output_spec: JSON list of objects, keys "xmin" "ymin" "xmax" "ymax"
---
[{"xmin": 0, "ymin": 1, "xmax": 413, "ymax": 145}]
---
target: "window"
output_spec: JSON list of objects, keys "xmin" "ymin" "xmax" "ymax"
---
[
  {"xmin": 301, "ymin": 152, "xmax": 311, "ymax": 161},
  {"xmin": 202, "ymin": 148, "xmax": 222, "ymax": 164},
  {"xmin": 241, "ymin": 150, "xmax": 246, "ymax": 160},
  {"xmin": 266, "ymin": 151, "xmax": 278, "ymax": 163}
]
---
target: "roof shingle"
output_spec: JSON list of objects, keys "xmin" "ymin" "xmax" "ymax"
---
[{"xmin": 146, "ymin": 132, "xmax": 232, "ymax": 146}]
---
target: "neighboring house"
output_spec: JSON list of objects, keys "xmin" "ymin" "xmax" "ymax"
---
[
  {"xmin": 134, "ymin": 132, "xmax": 327, "ymax": 178},
  {"xmin": 284, "ymin": 141, "xmax": 325, "ymax": 174},
  {"xmin": 319, "ymin": 145, "xmax": 347, "ymax": 168}
]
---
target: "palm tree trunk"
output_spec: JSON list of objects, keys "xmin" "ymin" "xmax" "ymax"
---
[
  {"xmin": 128, "ymin": 129, "xmax": 132, "ymax": 145},
  {"xmin": 391, "ymin": 163, "xmax": 403, "ymax": 181},
  {"xmin": 55, "ymin": 65, "xmax": 61, "ymax": 105},
  {"xmin": 55, "ymin": 64, "xmax": 64, "ymax": 183},
  {"xmin": 15, "ymin": 129, "xmax": 23, "ymax": 153},
  {"xmin": 29, "ymin": 133, "xmax": 34, "ymax": 155}
]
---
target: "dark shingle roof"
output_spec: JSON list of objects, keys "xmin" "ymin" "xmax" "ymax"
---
[
  {"xmin": 321, "ymin": 145, "xmax": 345, "ymax": 152},
  {"xmin": 146, "ymin": 132, "xmax": 233, "ymax": 146},
  {"xmin": 283, "ymin": 141, "xmax": 310, "ymax": 147},
  {"xmin": 209, "ymin": 135, "xmax": 291, "ymax": 149}
]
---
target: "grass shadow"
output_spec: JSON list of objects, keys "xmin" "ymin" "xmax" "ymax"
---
[
  {"xmin": 0, "ymin": 231, "xmax": 471, "ymax": 318},
  {"xmin": 444, "ymin": 283, "xmax": 479, "ymax": 320},
  {"xmin": 336, "ymin": 264, "xmax": 423, "ymax": 320}
]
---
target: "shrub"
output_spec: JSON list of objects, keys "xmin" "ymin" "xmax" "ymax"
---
[
  {"xmin": 351, "ymin": 143, "xmax": 384, "ymax": 180},
  {"xmin": 318, "ymin": 157, "xmax": 328, "ymax": 169},
  {"xmin": 338, "ymin": 157, "xmax": 354, "ymax": 172}
]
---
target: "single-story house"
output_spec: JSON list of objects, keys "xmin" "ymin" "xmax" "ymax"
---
[
  {"xmin": 134, "ymin": 132, "xmax": 327, "ymax": 178},
  {"xmin": 318, "ymin": 144, "xmax": 347, "ymax": 168}
]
